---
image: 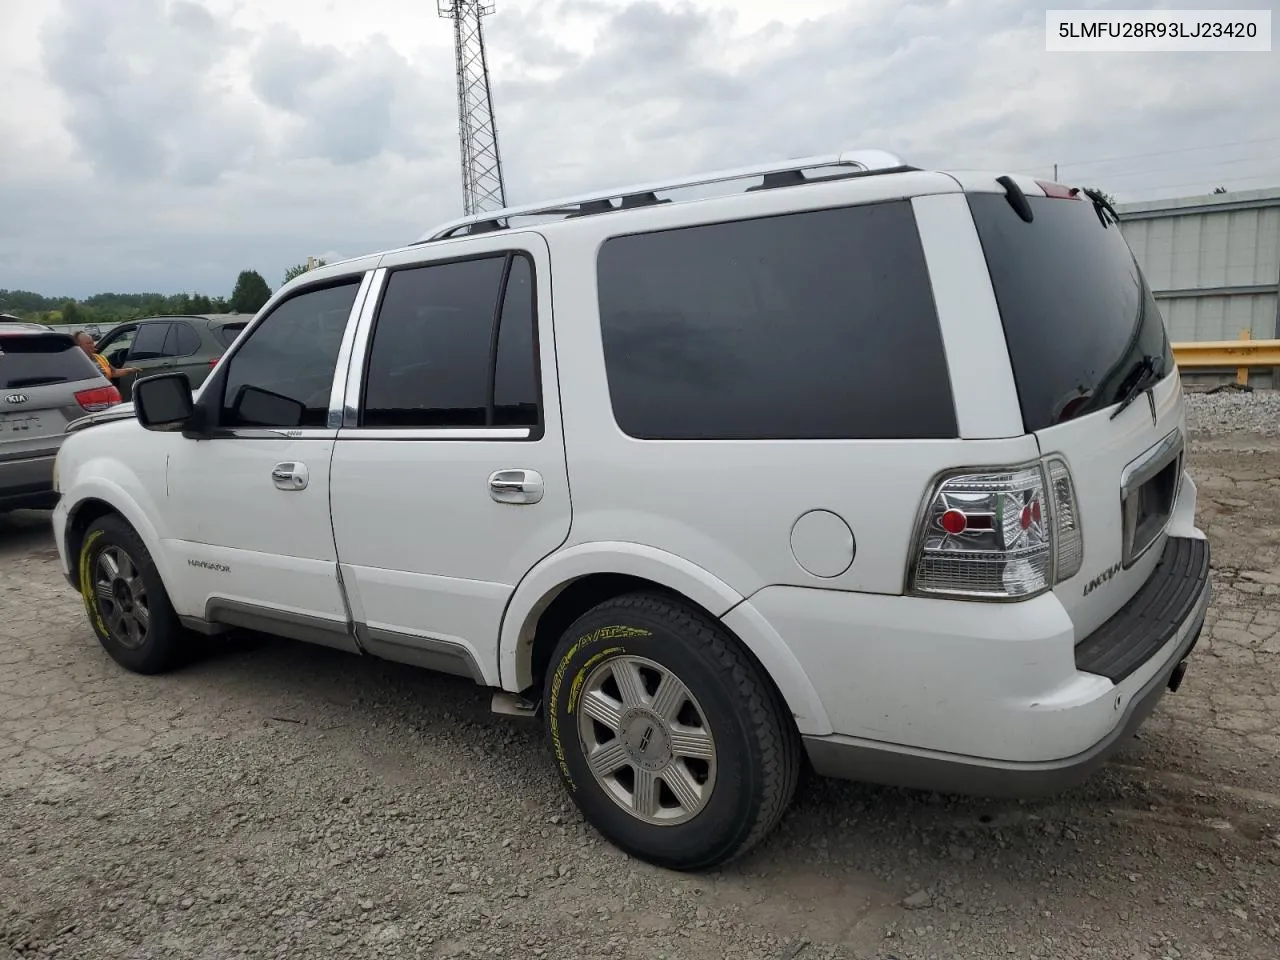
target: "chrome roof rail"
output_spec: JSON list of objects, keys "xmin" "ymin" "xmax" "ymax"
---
[{"xmin": 416, "ymin": 148, "xmax": 913, "ymax": 243}]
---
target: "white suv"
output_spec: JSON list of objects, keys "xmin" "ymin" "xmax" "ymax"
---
[{"xmin": 52, "ymin": 150, "xmax": 1210, "ymax": 871}]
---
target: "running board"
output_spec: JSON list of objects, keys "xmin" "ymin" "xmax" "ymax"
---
[{"xmin": 491, "ymin": 691, "xmax": 540, "ymax": 718}]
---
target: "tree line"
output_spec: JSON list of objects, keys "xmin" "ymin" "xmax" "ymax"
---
[{"xmin": 0, "ymin": 262, "xmax": 325, "ymax": 329}]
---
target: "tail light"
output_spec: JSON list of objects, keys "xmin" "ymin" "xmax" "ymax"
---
[
  {"xmin": 74, "ymin": 384, "xmax": 121, "ymax": 412},
  {"xmin": 1044, "ymin": 455, "xmax": 1083, "ymax": 580},
  {"xmin": 1035, "ymin": 180, "xmax": 1081, "ymax": 200},
  {"xmin": 910, "ymin": 457, "xmax": 1082, "ymax": 600}
]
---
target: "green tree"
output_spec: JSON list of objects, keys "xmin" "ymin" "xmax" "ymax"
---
[
  {"xmin": 189, "ymin": 293, "xmax": 214, "ymax": 313},
  {"xmin": 283, "ymin": 259, "xmax": 327, "ymax": 285},
  {"xmin": 61, "ymin": 300, "xmax": 81, "ymax": 328},
  {"xmin": 230, "ymin": 270, "xmax": 272, "ymax": 314}
]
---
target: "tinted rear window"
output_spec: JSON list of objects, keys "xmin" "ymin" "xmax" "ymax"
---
[
  {"xmin": 967, "ymin": 193, "xmax": 1174, "ymax": 432},
  {"xmin": 597, "ymin": 201, "xmax": 957, "ymax": 440},
  {"xmin": 214, "ymin": 323, "xmax": 247, "ymax": 348},
  {"xmin": 0, "ymin": 334, "xmax": 101, "ymax": 389}
]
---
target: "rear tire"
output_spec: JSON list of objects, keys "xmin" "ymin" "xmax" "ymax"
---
[
  {"xmin": 543, "ymin": 591, "xmax": 800, "ymax": 871},
  {"xmin": 78, "ymin": 515, "xmax": 187, "ymax": 674}
]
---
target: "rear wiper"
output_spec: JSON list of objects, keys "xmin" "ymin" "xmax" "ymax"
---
[
  {"xmin": 1109, "ymin": 354, "xmax": 1162, "ymax": 420},
  {"xmin": 1081, "ymin": 186, "xmax": 1120, "ymax": 228}
]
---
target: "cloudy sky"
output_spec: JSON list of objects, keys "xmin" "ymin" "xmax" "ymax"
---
[{"xmin": 1, "ymin": 0, "xmax": 1277, "ymax": 299}]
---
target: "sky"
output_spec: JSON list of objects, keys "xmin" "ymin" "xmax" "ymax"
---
[{"xmin": 1, "ymin": 0, "xmax": 1277, "ymax": 299}]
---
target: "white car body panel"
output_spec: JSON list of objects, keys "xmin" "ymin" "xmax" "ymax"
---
[
  {"xmin": 329, "ymin": 235, "xmax": 572, "ymax": 686},
  {"xmin": 50, "ymin": 155, "xmax": 1209, "ymax": 801}
]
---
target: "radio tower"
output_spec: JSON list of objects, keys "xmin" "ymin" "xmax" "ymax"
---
[{"xmin": 439, "ymin": 1, "xmax": 507, "ymax": 215}]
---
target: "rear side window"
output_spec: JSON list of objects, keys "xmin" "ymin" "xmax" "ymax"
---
[
  {"xmin": 596, "ymin": 201, "xmax": 957, "ymax": 440},
  {"xmin": 167, "ymin": 322, "xmax": 201, "ymax": 356},
  {"xmin": 967, "ymin": 193, "xmax": 1175, "ymax": 432},
  {"xmin": 0, "ymin": 334, "xmax": 101, "ymax": 389},
  {"xmin": 128, "ymin": 323, "xmax": 172, "ymax": 360},
  {"xmin": 361, "ymin": 253, "xmax": 541, "ymax": 432},
  {"xmin": 214, "ymin": 323, "xmax": 247, "ymax": 348}
]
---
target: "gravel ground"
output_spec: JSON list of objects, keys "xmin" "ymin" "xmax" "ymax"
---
[
  {"xmin": 3, "ymin": 394, "xmax": 1280, "ymax": 960},
  {"xmin": 1184, "ymin": 388, "xmax": 1280, "ymax": 438}
]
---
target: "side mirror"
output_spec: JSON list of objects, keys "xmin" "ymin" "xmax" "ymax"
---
[{"xmin": 134, "ymin": 373, "xmax": 194, "ymax": 431}]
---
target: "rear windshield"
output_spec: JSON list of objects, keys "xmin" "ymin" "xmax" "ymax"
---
[
  {"xmin": 214, "ymin": 322, "xmax": 247, "ymax": 348},
  {"xmin": 967, "ymin": 192, "xmax": 1174, "ymax": 432},
  {"xmin": 0, "ymin": 333, "xmax": 101, "ymax": 389}
]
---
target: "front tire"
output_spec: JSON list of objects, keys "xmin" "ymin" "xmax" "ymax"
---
[
  {"xmin": 543, "ymin": 592, "xmax": 800, "ymax": 871},
  {"xmin": 78, "ymin": 515, "xmax": 187, "ymax": 674}
]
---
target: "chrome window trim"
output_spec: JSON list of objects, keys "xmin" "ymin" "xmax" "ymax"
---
[
  {"xmin": 1119, "ymin": 428, "xmax": 1182, "ymax": 498},
  {"xmin": 1120, "ymin": 429, "xmax": 1185, "ymax": 569},
  {"xmin": 326, "ymin": 270, "xmax": 376, "ymax": 429},
  {"xmin": 337, "ymin": 427, "xmax": 532, "ymax": 441},
  {"xmin": 223, "ymin": 428, "xmax": 339, "ymax": 441},
  {"xmin": 341, "ymin": 267, "xmax": 388, "ymax": 428}
]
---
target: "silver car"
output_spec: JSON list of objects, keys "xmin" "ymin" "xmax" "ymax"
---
[{"xmin": 0, "ymin": 324, "xmax": 120, "ymax": 512}]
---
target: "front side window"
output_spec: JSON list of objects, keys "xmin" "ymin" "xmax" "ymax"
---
[
  {"xmin": 99, "ymin": 327, "xmax": 137, "ymax": 365},
  {"xmin": 596, "ymin": 200, "xmax": 957, "ymax": 440},
  {"xmin": 220, "ymin": 280, "xmax": 361, "ymax": 429},
  {"xmin": 361, "ymin": 252, "xmax": 541, "ymax": 431}
]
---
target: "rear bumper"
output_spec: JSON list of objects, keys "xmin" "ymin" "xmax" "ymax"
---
[
  {"xmin": 762, "ymin": 536, "xmax": 1211, "ymax": 796},
  {"xmin": 0, "ymin": 454, "xmax": 57, "ymax": 510},
  {"xmin": 804, "ymin": 590, "xmax": 1205, "ymax": 796}
]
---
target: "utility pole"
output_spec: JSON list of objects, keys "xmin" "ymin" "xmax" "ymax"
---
[
  {"xmin": 1053, "ymin": 162, "xmax": 1059, "ymax": 181},
  {"xmin": 439, "ymin": 1, "xmax": 508, "ymax": 216}
]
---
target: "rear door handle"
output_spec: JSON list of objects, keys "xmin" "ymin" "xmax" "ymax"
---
[
  {"xmin": 272, "ymin": 462, "xmax": 309, "ymax": 491},
  {"xmin": 489, "ymin": 469, "xmax": 544, "ymax": 504}
]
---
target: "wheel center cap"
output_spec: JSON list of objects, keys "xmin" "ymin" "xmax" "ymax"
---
[{"xmin": 619, "ymin": 707, "xmax": 672, "ymax": 772}]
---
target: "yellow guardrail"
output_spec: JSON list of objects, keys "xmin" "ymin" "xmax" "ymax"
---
[{"xmin": 1172, "ymin": 329, "xmax": 1280, "ymax": 385}]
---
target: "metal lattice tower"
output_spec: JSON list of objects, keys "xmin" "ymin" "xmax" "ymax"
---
[{"xmin": 439, "ymin": 0, "xmax": 507, "ymax": 216}]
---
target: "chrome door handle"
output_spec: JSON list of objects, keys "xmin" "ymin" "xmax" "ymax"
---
[
  {"xmin": 489, "ymin": 469, "xmax": 544, "ymax": 504},
  {"xmin": 272, "ymin": 461, "xmax": 309, "ymax": 491}
]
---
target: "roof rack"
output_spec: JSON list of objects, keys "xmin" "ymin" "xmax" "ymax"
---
[{"xmin": 416, "ymin": 148, "xmax": 914, "ymax": 243}]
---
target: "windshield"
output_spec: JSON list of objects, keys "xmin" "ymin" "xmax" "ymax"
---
[{"xmin": 967, "ymin": 192, "xmax": 1174, "ymax": 432}]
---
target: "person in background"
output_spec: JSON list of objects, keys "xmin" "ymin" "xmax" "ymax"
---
[{"xmin": 74, "ymin": 331, "xmax": 139, "ymax": 384}]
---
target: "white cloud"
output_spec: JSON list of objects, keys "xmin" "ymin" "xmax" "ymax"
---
[{"xmin": 0, "ymin": 0, "xmax": 1277, "ymax": 298}]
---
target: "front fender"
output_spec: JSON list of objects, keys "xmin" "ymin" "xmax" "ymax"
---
[
  {"xmin": 499, "ymin": 541, "xmax": 832, "ymax": 736},
  {"xmin": 61, "ymin": 461, "xmax": 175, "ymax": 594}
]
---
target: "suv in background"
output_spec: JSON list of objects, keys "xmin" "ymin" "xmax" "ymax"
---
[
  {"xmin": 52, "ymin": 150, "xmax": 1209, "ymax": 870},
  {"xmin": 1, "ymin": 327, "xmax": 118, "ymax": 511},
  {"xmin": 95, "ymin": 314, "xmax": 251, "ymax": 401}
]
